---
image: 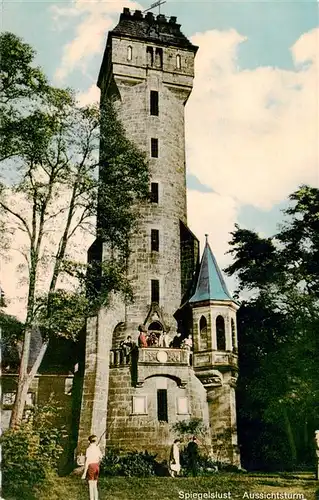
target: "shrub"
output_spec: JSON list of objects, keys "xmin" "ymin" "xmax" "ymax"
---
[
  {"xmin": 1, "ymin": 400, "xmax": 67, "ymax": 497},
  {"xmin": 100, "ymin": 449, "xmax": 158, "ymax": 477},
  {"xmin": 100, "ymin": 447, "xmax": 123, "ymax": 477},
  {"xmin": 121, "ymin": 451, "xmax": 157, "ymax": 477}
]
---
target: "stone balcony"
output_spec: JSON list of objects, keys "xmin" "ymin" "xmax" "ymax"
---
[
  {"xmin": 110, "ymin": 347, "xmax": 192, "ymax": 388},
  {"xmin": 110, "ymin": 347, "xmax": 191, "ymax": 367},
  {"xmin": 193, "ymin": 350, "xmax": 238, "ymax": 370}
]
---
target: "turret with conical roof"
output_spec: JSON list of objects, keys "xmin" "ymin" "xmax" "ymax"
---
[
  {"xmin": 190, "ymin": 235, "xmax": 240, "ymax": 466},
  {"xmin": 190, "ymin": 234, "xmax": 233, "ymax": 304}
]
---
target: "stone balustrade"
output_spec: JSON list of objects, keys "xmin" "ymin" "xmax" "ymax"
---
[
  {"xmin": 110, "ymin": 347, "xmax": 192, "ymax": 367},
  {"xmin": 193, "ymin": 350, "xmax": 238, "ymax": 369}
]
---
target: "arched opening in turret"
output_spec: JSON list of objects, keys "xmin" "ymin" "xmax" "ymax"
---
[
  {"xmin": 112, "ymin": 322, "xmax": 126, "ymax": 348},
  {"xmin": 199, "ymin": 315, "xmax": 208, "ymax": 351},
  {"xmin": 148, "ymin": 321, "xmax": 163, "ymax": 332},
  {"xmin": 231, "ymin": 318, "xmax": 237, "ymax": 352},
  {"xmin": 127, "ymin": 45, "xmax": 132, "ymax": 61},
  {"xmin": 216, "ymin": 315, "xmax": 226, "ymax": 351},
  {"xmin": 147, "ymin": 321, "xmax": 163, "ymax": 347},
  {"xmin": 176, "ymin": 54, "xmax": 181, "ymax": 69}
]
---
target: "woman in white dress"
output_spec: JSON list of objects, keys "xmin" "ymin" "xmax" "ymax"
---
[{"xmin": 169, "ymin": 439, "xmax": 181, "ymax": 477}]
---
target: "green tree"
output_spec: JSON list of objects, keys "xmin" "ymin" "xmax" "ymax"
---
[
  {"xmin": 225, "ymin": 185, "xmax": 319, "ymax": 470},
  {"xmin": 0, "ymin": 33, "xmax": 149, "ymax": 428}
]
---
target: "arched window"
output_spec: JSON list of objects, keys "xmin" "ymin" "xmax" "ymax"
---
[
  {"xmin": 127, "ymin": 45, "xmax": 132, "ymax": 61},
  {"xmin": 199, "ymin": 315, "xmax": 208, "ymax": 351},
  {"xmin": 176, "ymin": 54, "xmax": 181, "ymax": 69},
  {"xmin": 231, "ymin": 318, "xmax": 237, "ymax": 352},
  {"xmin": 216, "ymin": 315, "xmax": 226, "ymax": 351},
  {"xmin": 148, "ymin": 321, "xmax": 163, "ymax": 332}
]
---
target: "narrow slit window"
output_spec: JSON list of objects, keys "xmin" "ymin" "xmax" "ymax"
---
[
  {"xmin": 155, "ymin": 48, "xmax": 163, "ymax": 68},
  {"xmin": 176, "ymin": 54, "xmax": 181, "ymax": 69},
  {"xmin": 216, "ymin": 315, "xmax": 226, "ymax": 351},
  {"xmin": 199, "ymin": 315, "xmax": 208, "ymax": 351},
  {"xmin": 151, "ymin": 229, "xmax": 159, "ymax": 252},
  {"xmin": 157, "ymin": 389, "xmax": 168, "ymax": 422},
  {"xmin": 150, "ymin": 91, "xmax": 159, "ymax": 116},
  {"xmin": 147, "ymin": 46, "xmax": 154, "ymax": 66},
  {"xmin": 127, "ymin": 45, "xmax": 132, "ymax": 61},
  {"xmin": 150, "ymin": 183, "xmax": 159, "ymax": 203},
  {"xmin": 151, "ymin": 138, "xmax": 158, "ymax": 158},
  {"xmin": 151, "ymin": 279, "xmax": 159, "ymax": 303}
]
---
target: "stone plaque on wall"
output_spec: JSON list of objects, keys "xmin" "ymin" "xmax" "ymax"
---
[
  {"xmin": 177, "ymin": 397, "xmax": 189, "ymax": 415},
  {"xmin": 132, "ymin": 395, "xmax": 147, "ymax": 414}
]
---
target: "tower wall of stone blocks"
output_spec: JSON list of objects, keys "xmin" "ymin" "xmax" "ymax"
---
[
  {"xmin": 77, "ymin": 298, "xmax": 125, "ymax": 454},
  {"xmin": 98, "ymin": 10, "xmax": 198, "ymax": 339},
  {"xmin": 105, "ymin": 362, "xmax": 210, "ymax": 459},
  {"xmin": 77, "ymin": 9, "xmax": 241, "ymax": 466}
]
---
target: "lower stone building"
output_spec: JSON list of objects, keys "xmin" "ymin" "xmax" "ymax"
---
[{"xmin": 78, "ymin": 237, "xmax": 240, "ymax": 466}]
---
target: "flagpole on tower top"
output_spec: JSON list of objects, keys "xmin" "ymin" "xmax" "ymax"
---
[{"xmin": 143, "ymin": 0, "xmax": 167, "ymax": 15}]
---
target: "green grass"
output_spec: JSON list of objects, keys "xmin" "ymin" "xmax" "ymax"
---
[{"xmin": 7, "ymin": 473, "xmax": 316, "ymax": 500}]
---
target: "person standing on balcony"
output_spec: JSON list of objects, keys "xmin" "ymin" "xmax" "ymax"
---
[
  {"xmin": 171, "ymin": 331, "xmax": 182, "ymax": 348},
  {"xmin": 138, "ymin": 324, "xmax": 148, "ymax": 347},
  {"xmin": 122, "ymin": 335, "xmax": 136, "ymax": 362},
  {"xmin": 163, "ymin": 331, "xmax": 171, "ymax": 348}
]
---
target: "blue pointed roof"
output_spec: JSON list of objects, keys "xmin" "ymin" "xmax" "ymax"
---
[{"xmin": 189, "ymin": 235, "xmax": 233, "ymax": 303}]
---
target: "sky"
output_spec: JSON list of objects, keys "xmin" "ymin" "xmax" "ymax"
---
[{"xmin": 1, "ymin": 0, "xmax": 319, "ymax": 319}]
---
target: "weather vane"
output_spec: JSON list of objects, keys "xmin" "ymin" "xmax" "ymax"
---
[{"xmin": 143, "ymin": 0, "xmax": 166, "ymax": 15}]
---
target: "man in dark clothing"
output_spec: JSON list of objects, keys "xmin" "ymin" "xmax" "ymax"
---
[
  {"xmin": 187, "ymin": 436, "xmax": 199, "ymax": 477},
  {"xmin": 171, "ymin": 332, "xmax": 182, "ymax": 348}
]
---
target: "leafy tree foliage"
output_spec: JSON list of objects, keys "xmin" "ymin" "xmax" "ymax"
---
[
  {"xmin": 0, "ymin": 33, "xmax": 149, "ymax": 427},
  {"xmin": 225, "ymin": 185, "xmax": 319, "ymax": 470},
  {"xmin": 1, "ymin": 399, "xmax": 66, "ymax": 497}
]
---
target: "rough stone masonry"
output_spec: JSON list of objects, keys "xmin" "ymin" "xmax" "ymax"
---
[{"xmin": 77, "ymin": 8, "xmax": 241, "ymax": 466}]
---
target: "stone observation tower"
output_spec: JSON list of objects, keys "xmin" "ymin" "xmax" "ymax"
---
[{"xmin": 78, "ymin": 7, "xmax": 240, "ymax": 466}]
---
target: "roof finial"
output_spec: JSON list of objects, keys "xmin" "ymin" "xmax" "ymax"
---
[{"xmin": 205, "ymin": 234, "xmax": 209, "ymax": 244}]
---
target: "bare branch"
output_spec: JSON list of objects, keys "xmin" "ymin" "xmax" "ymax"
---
[{"xmin": 0, "ymin": 201, "xmax": 32, "ymax": 240}]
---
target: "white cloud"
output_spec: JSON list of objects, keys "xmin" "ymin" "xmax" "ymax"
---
[
  {"xmin": 78, "ymin": 84, "xmax": 100, "ymax": 106},
  {"xmin": 52, "ymin": 0, "xmax": 142, "ymax": 82},
  {"xmin": 187, "ymin": 190, "xmax": 239, "ymax": 268},
  {"xmin": 186, "ymin": 28, "xmax": 319, "ymax": 210}
]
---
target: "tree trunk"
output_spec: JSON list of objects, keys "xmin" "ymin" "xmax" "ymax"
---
[
  {"xmin": 9, "ymin": 326, "xmax": 32, "ymax": 428},
  {"xmin": 9, "ymin": 339, "xmax": 49, "ymax": 428}
]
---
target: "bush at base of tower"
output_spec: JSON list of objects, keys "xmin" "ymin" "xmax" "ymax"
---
[{"xmin": 1, "ymin": 401, "xmax": 67, "ymax": 498}]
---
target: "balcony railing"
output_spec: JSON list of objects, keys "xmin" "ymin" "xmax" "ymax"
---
[
  {"xmin": 193, "ymin": 350, "xmax": 238, "ymax": 369},
  {"xmin": 110, "ymin": 347, "xmax": 192, "ymax": 367}
]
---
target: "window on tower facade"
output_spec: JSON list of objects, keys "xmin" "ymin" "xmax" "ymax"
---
[
  {"xmin": 176, "ymin": 54, "xmax": 181, "ymax": 69},
  {"xmin": 151, "ymin": 138, "xmax": 158, "ymax": 158},
  {"xmin": 151, "ymin": 229, "xmax": 159, "ymax": 251},
  {"xmin": 199, "ymin": 315, "xmax": 208, "ymax": 351},
  {"xmin": 147, "ymin": 46, "xmax": 154, "ymax": 66},
  {"xmin": 150, "ymin": 91, "xmax": 159, "ymax": 116},
  {"xmin": 150, "ymin": 183, "xmax": 159, "ymax": 203},
  {"xmin": 157, "ymin": 389, "xmax": 168, "ymax": 422},
  {"xmin": 127, "ymin": 45, "xmax": 132, "ymax": 61},
  {"xmin": 216, "ymin": 315, "xmax": 226, "ymax": 350},
  {"xmin": 155, "ymin": 48, "xmax": 163, "ymax": 68},
  {"xmin": 231, "ymin": 318, "xmax": 237, "ymax": 352},
  {"xmin": 151, "ymin": 279, "xmax": 160, "ymax": 303}
]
